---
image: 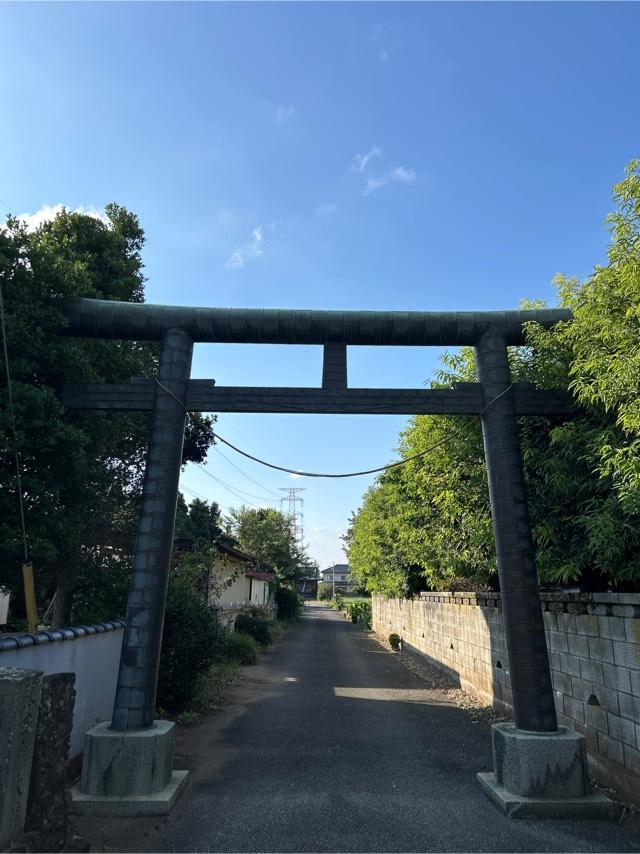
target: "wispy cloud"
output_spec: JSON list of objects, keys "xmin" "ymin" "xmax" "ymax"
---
[
  {"xmin": 351, "ymin": 145, "xmax": 382, "ymax": 174},
  {"xmin": 350, "ymin": 147, "xmax": 417, "ymax": 196},
  {"xmin": 225, "ymin": 226, "xmax": 265, "ymax": 270},
  {"xmin": 363, "ymin": 169, "xmax": 417, "ymax": 196},
  {"xmin": 362, "ymin": 166, "xmax": 417, "ymax": 196},
  {"xmin": 11, "ymin": 203, "xmax": 109, "ymax": 232},
  {"xmin": 378, "ymin": 48, "xmax": 390, "ymax": 64},
  {"xmin": 276, "ymin": 105, "xmax": 295, "ymax": 123},
  {"xmin": 390, "ymin": 166, "xmax": 417, "ymax": 183},
  {"xmin": 364, "ymin": 175, "xmax": 389, "ymax": 195}
]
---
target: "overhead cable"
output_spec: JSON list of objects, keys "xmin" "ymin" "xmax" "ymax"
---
[{"xmin": 156, "ymin": 379, "xmax": 513, "ymax": 480}]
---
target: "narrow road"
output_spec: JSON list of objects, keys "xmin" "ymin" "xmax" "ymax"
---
[{"xmin": 82, "ymin": 604, "xmax": 640, "ymax": 852}]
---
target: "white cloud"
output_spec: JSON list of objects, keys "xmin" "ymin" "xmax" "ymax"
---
[
  {"xmin": 225, "ymin": 226, "xmax": 265, "ymax": 270},
  {"xmin": 351, "ymin": 145, "xmax": 382, "ymax": 174},
  {"xmin": 12, "ymin": 204, "xmax": 109, "ymax": 232},
  {"xmin": 276, "ymin": 105, "xmax": 295, "ymax": 123},
  {"xmin": 288, "ymin": 471, "xmax": 303, "ymax": 480},
  {"xmin": 378, "ymin": 48, "xmax": 390, "ymax": 64},
  {"xmin": 350, "ymin": 147, "xmax": 417, "ymax": 196},
  {"xmin": 364, "ymin": 175, "xmax": 389, "ymax": 196},
  {"xmin": 363, "ymin": 166, "xmax": 417, "ymax": 196},
  {"xmin": 391, "ymin": 166, "xmax": 416, "ymax": 183}
]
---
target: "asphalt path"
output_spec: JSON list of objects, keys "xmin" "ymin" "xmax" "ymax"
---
[{"xmin": 82, "ymin": 604, "xmax": 640, "ymax": 852}]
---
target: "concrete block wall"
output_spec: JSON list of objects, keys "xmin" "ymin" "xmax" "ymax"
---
[{"xmin": 373, "ymin": 591, "xmax": 640, "ymax": 803}]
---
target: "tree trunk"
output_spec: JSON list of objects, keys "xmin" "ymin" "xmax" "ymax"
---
[{"xmin": 51, "ymin": 574, "xmax": 71, "ymax": 628}]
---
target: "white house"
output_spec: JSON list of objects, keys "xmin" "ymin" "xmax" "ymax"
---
[
  {"xmin": 320, "ymin": 563, "xmax": 352, "ymax": 592},
  {"xmin": 208, "ymin": 542, "xmax": 276, "ymax": 627}
]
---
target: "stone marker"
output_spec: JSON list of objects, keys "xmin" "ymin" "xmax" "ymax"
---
[
  {"xmin": 25, "ymin": 673, "xmax": 76, "ymax": 850},
  {"xmin": 0, "ymin": 667, "xmax": 43, "ymax": 850}
]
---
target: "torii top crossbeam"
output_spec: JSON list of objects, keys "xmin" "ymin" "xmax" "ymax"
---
[{"xmin": 65, "ymin": 298, "xmax": 570, "ymax": 346}]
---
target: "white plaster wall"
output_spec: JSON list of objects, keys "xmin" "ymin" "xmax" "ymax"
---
[
  {"xmin": 0, "ymin": 629, "xmax": 123, "ymax": 759},
  {"xmin": 217, "ymin": 573, "xmax": 248, "ymax": 607}
]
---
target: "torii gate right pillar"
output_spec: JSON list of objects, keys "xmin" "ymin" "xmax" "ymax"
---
[
  {"xmin": 475, "ymin": 330, "xmax": 556, "ymax": 733},
  {"xmin": 475, "ymin": 332, "xmax": 613, "ymax": 817}
]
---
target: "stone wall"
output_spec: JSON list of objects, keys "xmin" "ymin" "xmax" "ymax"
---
[
  {"xmin": 373, "ymin": 592, "xmax": 640, "ymax": 803},
  {"xmin": 0, "ymin": 621, "xmax": 124, "ymax": 761}
]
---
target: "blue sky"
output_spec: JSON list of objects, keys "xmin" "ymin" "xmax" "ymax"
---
[{"xmin": 2, "ymin": 2, "xmax": 639, "ymax": 567}]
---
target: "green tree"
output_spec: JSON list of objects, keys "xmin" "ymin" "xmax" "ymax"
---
[
  {"xmin": 174, "ymin": 494, "xmax": 223, "ymax": 545},
  {"xmin": 346, "ymin": 162, "xmax": 640, "ymax": 595},
  {"xmin": 0, "ymin": 206, "xmax": 215, "ymax": 626},
  {"xmin": 229, "ymin": 506, "xmax": 317, "ymax": 583},
  {"xmin": 172, "ymin": 494, "xmax": 224, "ymax": 601}
]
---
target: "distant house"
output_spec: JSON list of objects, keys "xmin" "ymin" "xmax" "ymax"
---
[
  {"xmin": 207, "ymin": 542, "xmax": 276, "ymax": 627},
  {"xmin": 320, "ymin": 563, "xmax": 352, "ymax": 592},
  {"xmin": 296, "ymin": 577, "xmax": 318, "ymax": 599}
]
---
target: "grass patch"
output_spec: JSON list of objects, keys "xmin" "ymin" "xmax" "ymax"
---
[
  {"xmin": 176, "ymin": 659, "xmax": 240, "ymax": 721},
  {"xmin": 170, "ymin": 615, "xmax": 301, "ymax": 723}
]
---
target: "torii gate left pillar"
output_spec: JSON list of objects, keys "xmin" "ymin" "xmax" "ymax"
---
[{"xmin": 74, "ymin": 328, "xmax": 193, "ymax": 815}]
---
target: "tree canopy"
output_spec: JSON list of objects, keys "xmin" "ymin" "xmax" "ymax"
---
[
  {"xmin": 229, "ymin": 506, "xmax": 317, "ymax": 584},
  {"xmin": 0, "ymin": 206, "xmax": 215, "ymax": 625},
  {"xmin": 346, "ymin": 161, "xmax": 640, "ymax": 597}
]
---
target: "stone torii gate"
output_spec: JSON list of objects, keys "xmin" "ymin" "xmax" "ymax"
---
[{"xmin": 64, "ymin": 299, "xmax": 611, "ymax": 818}]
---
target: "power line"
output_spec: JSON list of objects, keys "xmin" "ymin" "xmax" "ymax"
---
[
  {"xmin": 214, "ymin": 415, "xmax": 260, "ymax": 453},
  {"xmin": 212, "ymin": 445, "xmax": 281, "ymax": 498},
  {"xmin": 213, "ymin": 430, "xmax": 454, "ymax": 479},
  {"xmin": 180, "ymin": 483, "xmax": 207, "ymax": 501},
  {"xmin": 198, "ymin": 467, "xmax": 276, "ymax": 506},
  {"xmin": 180, "ymin": 483, "xmax": 237, "ymax": 517},
  {"xmin": 156, "ymin": 379, "xmax": 513, "ymax": 479}
]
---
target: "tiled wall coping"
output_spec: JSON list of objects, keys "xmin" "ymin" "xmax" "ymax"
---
[
  {"xmin": 417, "ymin": 591, "xmax": 640, "ymax": 612},
  {"xmin": 0, "ymin": 619, "xmax": 126, "ymax": 652}
]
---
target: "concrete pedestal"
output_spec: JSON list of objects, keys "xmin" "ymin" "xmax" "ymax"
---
[
  {"xmin": 477, "ymin": 723, "xmax": 616, "ymax": 819},
  {"xmin": 70, "ymin": 720, "xmax": 188, "ymax": 816}
]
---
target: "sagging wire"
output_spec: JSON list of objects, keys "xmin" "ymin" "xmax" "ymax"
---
[{"xmin": 155, "ymin": 378, "xmax": 514, "ymax": 480}]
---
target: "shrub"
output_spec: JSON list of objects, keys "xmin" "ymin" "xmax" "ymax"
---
[
  {"xmin": 157, "ymin": 574, "xmax": 222, "ymax": 714},
  {"xmin": 235, "ymin": 609, "xmax": 274, "ymax": 647},
  {"xmin": 275, "ymin": 586, "xmax": 303, "ymax": 621},
  {"xmin": 224, "ymin": 631, "xmax": 259, "ymax": 665},
  {"xmin": 330, "ymin": 593, "xmax": 344, "ymax": 611},
  {"xmin": 345, "ymin": 601, "xmax": 372, "ymax": 628},
  {"xmin": 317, "ymin": 582, "xmax": 333, "ymax": 601},
  {"xmin": 389, "ymin": 633, "xmax": 402, "ymax": 651}
]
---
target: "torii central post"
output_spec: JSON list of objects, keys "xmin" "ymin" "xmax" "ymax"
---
[{"xmin": 65, "ymin": 299, "xmax": 609, "ymax": 819}]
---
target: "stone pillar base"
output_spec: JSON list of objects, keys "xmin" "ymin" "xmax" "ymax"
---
[
  {"xmin": 70, "ymin": 720, "xmax": 188, "ymax": 817},
  {"xmin": 477, "ymin": 723, "xmax": 616, "ymax": 819}
]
